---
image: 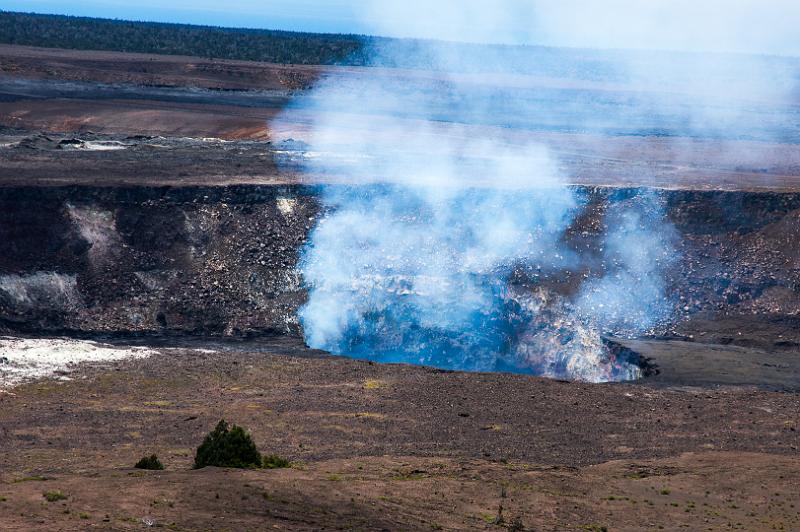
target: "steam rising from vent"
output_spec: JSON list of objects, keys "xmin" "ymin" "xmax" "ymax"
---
[
  {"xmin": 268, "ymin": 4, "xmax": 753, "ymax": 382},
  {"xmin": 296, "ymin": 182, "xmax": 675, "ymax": 382},
  {"xmin": 277, "ymin": 107, "xmax": 677, "ymax": 380},
  {"xmin": 0, "ymin": 273, "xmax": 80, "ymax": 312}
]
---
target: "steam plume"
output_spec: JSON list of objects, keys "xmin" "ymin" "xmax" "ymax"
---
[{"xmin": 273, "ymin": 2, "xmax": 796, "ymax": 381}]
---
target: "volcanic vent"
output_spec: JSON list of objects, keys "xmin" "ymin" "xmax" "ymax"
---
[
  {"xmin": 272, "ymin": 24, "xmax": 680, "ymax": 382},
  {"xmin": 290, "ymin": 176, "xmax": 674, "ymax": 383}
]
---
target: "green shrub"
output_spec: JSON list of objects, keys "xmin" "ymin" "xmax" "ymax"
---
[
  {"xmin": 262, "ymin": 454, "xmax": 290, "ymax": 469},
  {"xmin": 194, "ymin": 420, "xmax": 262, "ymax": 469},
  {"xmin": 135, "ymin": 454, "xmax": 165, "ymax": 471},
  {"xmin": 43, "ymin": 490, "xmax": 67, "ymax": 502}
]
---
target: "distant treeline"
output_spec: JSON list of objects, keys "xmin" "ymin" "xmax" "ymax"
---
[
  {"xmin": 0, "ymin": 11, "xmax": 370, "ymax": 65},
  {"xmin": 0, "ymin": 11, "xmax": 624, "ymax": 80}
]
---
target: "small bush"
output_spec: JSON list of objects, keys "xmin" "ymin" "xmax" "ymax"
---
[
  {"xmin": 43, "ymin": 490, "xmax": 67, "ymax": 502},
  {"xmin": 135, "ymin": 454, "xmax": 165, "ymax": 471},
  {"xmin": 13, "ymin": 475, "xmax": 48, "ymax": 483},
  {"xmin": 194, "ymin": 420, "xmax": 262, "ymax": 469},
  {"xmin": 262, "ymin": 454, "xmax": 290, "ymax": 469}
]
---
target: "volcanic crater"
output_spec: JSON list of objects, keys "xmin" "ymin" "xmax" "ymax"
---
[{"xmin": 1, "ymin": 41, "xmax": 799, "ymax": 531}]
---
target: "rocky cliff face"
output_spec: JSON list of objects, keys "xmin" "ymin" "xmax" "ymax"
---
[
  {"xmin": 0, "ymin": 186, "xmax": 319, "ymax": 336},
  {"xmin": 0, "ymin": 185, "xmax": 799, "ymax": 352}
]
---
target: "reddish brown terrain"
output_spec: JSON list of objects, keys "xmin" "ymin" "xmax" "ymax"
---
[
  {"xmin": 0, "ymin": 44, "xmax": 319, "ymax": 90},
  {"xmin": 1, "ymin": 340, "xmax": 799, "ymax": 531},
  {"xmin": 0, "ymin": 44, "xmax": 799, "ymax": 531},
  {"xmin": 2, "ymin": 44, "xmax": 800, "ymax": 190}
]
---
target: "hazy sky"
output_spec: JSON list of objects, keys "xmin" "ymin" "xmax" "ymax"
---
[{"xmin": 5, "ymin": 0, "xmax": 800, "ymax": 56}]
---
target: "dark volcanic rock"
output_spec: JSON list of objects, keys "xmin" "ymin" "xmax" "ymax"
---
[
  {"xmin": 0, "ymin": 185, "xmax": 320, "ymax": 337},
  {"xmin": 0, "ymin": 184, "xmax": 798, "ymax": 354}
]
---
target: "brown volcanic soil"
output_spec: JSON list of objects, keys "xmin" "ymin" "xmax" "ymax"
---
[
  {"xmin": 0, "ymin": 98, "xmax": 276, "ymax": 140},
  {"xmin": 0, "ymin": 127, "xmax": 799, "ymax": 191},
  {"xmin": 0, "ymin": 44, "xmax": 321, "ymax": 91},
  {"xmin": 0, "ymin": 339, "xmax": 799, "ymax": 531},
  {"xmin": 1, "ymin": 44, "xmax": 799, "ymax": 190}
]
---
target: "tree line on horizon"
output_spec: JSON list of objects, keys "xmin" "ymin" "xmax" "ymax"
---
[
  {"xmin": 0, "ymin": 10, "xmax": 624, "ymax": 80},
  {"xmin": 0, "ymin": 11, "xmax": 370, "ymax": 65}
]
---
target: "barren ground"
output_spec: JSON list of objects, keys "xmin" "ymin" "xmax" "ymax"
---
[
  {"xmin": 1, "ymin": 44, "xmax": 799, "ymax": 191},
  {"xmin": 1, "ymin": 338, "xmax": 799, "ymax": 531}
]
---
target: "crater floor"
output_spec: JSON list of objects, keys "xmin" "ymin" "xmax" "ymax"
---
[{"xmin": 1, "ymin": 337, "xmax": 799, "ymax": 530}]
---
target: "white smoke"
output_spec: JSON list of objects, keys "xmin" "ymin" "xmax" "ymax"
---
[
  {"xmin": 529, "ymin": 1, "xmax": 800, "ymax": 56},
  {"xmin": 0, "ymin": 272, "xmax": 81, "ymax": 312},
  {"xmin": 272, "ymin": 1, "xmax": 794, "ymax": 381},
  {"xmin": 362, "ymin": 0, "xmax": 800, "ymax": 57}
]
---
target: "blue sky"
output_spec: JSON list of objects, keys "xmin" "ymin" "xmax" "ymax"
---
[{"xmin": 4, "ymin": 0, "xmax": 800, "ymax": 56}]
